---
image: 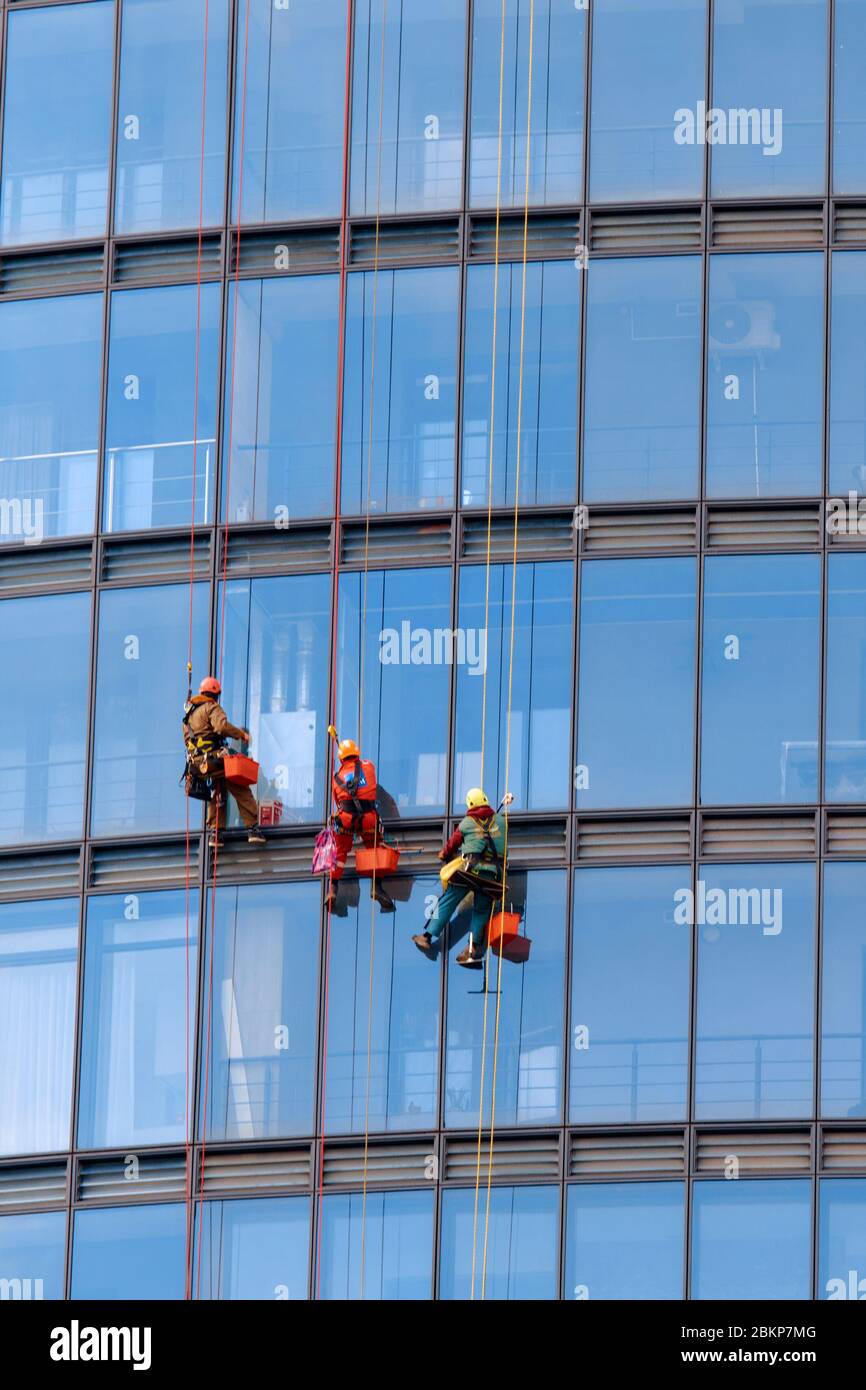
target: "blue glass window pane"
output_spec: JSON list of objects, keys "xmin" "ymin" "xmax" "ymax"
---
[
  {"xmin": 90, "ymin": 583, "xmax": 209, "ymax": 837},
  {"xmin": 829, "ymin": 253, "xmax": 866, "ymax": 497},
  {"xmin": 570, "ymin": 868, "xmax": 690, "ymax": 1124},
  {"xmin": 826, "ymin": 555, "xmax": 866, "ymax": 803},
  {"xmin": 445, "ymin": 871, "xmax": 566, "ymax": 1128},
  {"xmin": 439, "ymin": 1185, "xmax": 558, "ymax": 1300},
  {"xmin": 219, "ymin": 575, "xmax": 331, "ymax": 826},
  {"xmin": 222, "ymin": 276, "xmax": 339, "ymax": 524},
  {"xmin": 0, "ymin": 3, "xmax": 113, "ymax": 245},
  {"xmin": 821, "ymin": 863, "xmax": 866, "ymax": 1119},
  {"xmin": 565, "ymin": 1182, "xmax": 685, "ymax": 1300},
  {"xmin": 78, "ymin": 890, "xmax": 198, "ymax": 1150},
  {"xmin": 115, "ymin": 0, "xmax": 228, "ymax": 234},
  {"xmin": 341, "ymin": 268, "xmax": 458, "ymax": 514},
  {"xmin": 0, "ymin": 899, "xmax": 78, "ymax": 1158},
  {"xmin": 337, "ymin": 569, "xmax": 451, "ymax": 816},
  {"xmin": 701, "ymin": 555, "xmax": 820, "ymax": 805},
  {"xmin": 71, "ymin": 1203, "xmax": 185, "ymax": 1300},
  {"xmin": 0, "ymin": 1211, "xmax": 66, "ymax": 1301},
  {"xmin": 234, "ymin": 0, "xmax": 348, "ymax": 223},
  {"xmin": 461, "ymin": 261, "xmax": 580, "ymax": 509},
  {"xmin": 195, "ymin": 1197, "xmax": 310, "ymax": 1301},
  {"xmin": 695, "ymin": 862, "xmax": 815, "ymax": 1120},
  {"xmin": 200, "ymin": 884, "xmax": 319, "ymax": 1142},
  {"xmin": 818, "ymin": 1179, "xmax": 866, "ymax": 1299},
  {"xmin": 455, "ymin": 562, "xmax": 573, "ymax": 812},
  {"xmin": 834, "ymin": 1, "xmax": 866, "ymax": 194},
  {"xmin": 318, "ymin": 1190, "xmax": 433, "ymax": 1300},
  {"xmin": 470, "ymin": 0, "xmax": 585, "ymax": 208},
  {"xmin": 710, "ymin": 0, "xmax": 827, "ymax": 197},
  {"xmin": 0, "ymin": 592, "xmax": 90, "ymax": 847},
  {"xmin": 583, "ymin": 257, "xmax": 702, "ymax": 502},
  {"xmin": 351, "ymin": 1, "xmax": 466, "ymax": 215},
  {"xmin": 691, "ymin": 1180, "xmax": 811, "ymax": 1300},
  {"xmin": 590, "ymin": 0, "xmax": 706, "ymax": 202},
  {"xmin": 326, "ymin": 877, "xmax": 440, "ymax": 1134},
  {"xmin": 706, "ymin": 253, "xmax": 824, "ymax": 498},
  {"xmin": 104, "ymin": 283, "xmax": 220, "ymax": 532},
  {"xmin": 0, "ymin": 293, "xmax": 102, "ymax": 544},
  {"xmin": 576, "ymin": 558, "xmax": 696, "ymax": 810}
]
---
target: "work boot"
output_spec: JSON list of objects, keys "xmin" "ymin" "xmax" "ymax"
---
[
  {"xmin": 247, "ymin": 826, "xmax": 266, "ymax": 845},
  {"xmin": 412, "ymin": 933, "xmax": 432, "ymax": 954},
  {"xmin": 371, "ymin": 882, "xmax": 395, "ymax": 913},
  {"xmin": 324, "ymin": 886, "xmax": 348, "ymax": 918},
  {"xmin": 456, "ymin": 942, "xmax": 484, "ymax": 969}
]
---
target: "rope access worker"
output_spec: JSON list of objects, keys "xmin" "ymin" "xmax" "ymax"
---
[
  {"xmin": 413, "ymin": 787, "xmax": 509, "ymax": 968},
  {"xmin": 183, "ymin": 676, "xmax": 266, "ymax": 850},
  {"xmin": 325, "ymin": 737, "xmax": 395, "ymax": 914}
]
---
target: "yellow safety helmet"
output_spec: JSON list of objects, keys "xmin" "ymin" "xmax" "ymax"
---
[
  {"xmin": 465, "ymin": 787, "xmax": 489, "ymax": 810},
  {"xmin": 338, "ymin": 739, "xmax": 360, "ymax": 761}
]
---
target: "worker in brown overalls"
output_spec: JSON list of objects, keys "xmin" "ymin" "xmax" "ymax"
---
[{"xmin": 183, "ymin": 676, "xmax": 266, "ymax": 849}]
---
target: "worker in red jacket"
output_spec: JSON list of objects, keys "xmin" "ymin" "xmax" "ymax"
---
[{"xmin": 325, "ymin": 738, "xmax": 395, "ymax": 913}]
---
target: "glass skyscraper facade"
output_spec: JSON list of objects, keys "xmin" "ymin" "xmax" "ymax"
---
[{"xmin": 1, "ymin": 0, "xmax": 866, "ymax": 1302}]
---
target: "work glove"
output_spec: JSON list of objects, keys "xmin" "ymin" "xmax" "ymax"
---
[
  {"xmin": 438, "ymin": 848, "xmax": 449, "ymax": 862},
  {"xmin": 239, "ymin": 729, "xmax": 251, "ymax": 744}
]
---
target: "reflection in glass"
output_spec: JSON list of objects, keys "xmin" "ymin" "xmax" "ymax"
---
[
  {"xmin": 341, "ymin": 268, "xmax": 458, "ymax": 514},
  {"xmin": 829, "ymin": 253, "xmax": 866, "ymax": 497},
  {"xmin": 0, "ymin": 1211, "xmax": 66, "ymax": 1301},
  {"xmin": 462, "ymin": 261, "xmax": 580, "ymax": 508},
  {"xmin": 818, "ymin": 1179, "xmax": 866, "ymax": 1299},
  {"xmin": 223, "ymin": 277, "xmax": 339, "ymax": 524},
  {"xmin": 583, "ymin": 257, "xmax": 702, "ymax": 502},
  {"xmin": 695, "ymin": 862, "xmax": 815, "ymax": 1121},
  {"xmin": 445, "ymin": 871, "xmax": 565, "ymax": 1128},
  {"xmin": 570, "ymin": 867, "xmax": 690, "ymax": 1124},
  {"xmin": 71, "ymin": 1203, "xmax": 186, "ymax": 1300},
  {"xmin": 700, "ymin": 554, "xmax": 820, "ymax": 804},
  {"xmin": 706, "ymin": 253, "xmax": 824, "ymax": 498},
  {"xmin": 821, "ymin": 863, "xmax": 866, "ymax": 1119},
  {"xmin": 318, "ymin": 1190, "xmax": 433, "ymax": 1300},
  {"xmin": 454, "ymin": 562, "xmax": 573, "ymax": 812},
  {"xmin": 439, "ymin": 1185, "xmax": 558, "ymax": 1300},
  {"xmin": 195, "ymin": 1197, "xmax": 310, "ymax": 1300},
  {"xmin": 576, "ymin": 558, "xmax": 697, "ymax": 810},
  {"xmin": 78, "ymin": 890, "xmax": 198, "ymax": 1150},
  {"xmin": 691, "ymin": 1180, "xmax": 811, "ymax": 1300},
  {"xmin": 565, "ymin": 1182, "xmax": 685, "ymax": 1300},
  {"xmin": 0, "ymin": 294, "xmax": 102, "ymax": 543},
  {"xmin": 104, "ymin": 284, "xmax": 220, "ymax": 532},
  {"xmin": 826, "ymin": 555, "xmax": 866, "ymax": 804},
  {"xmin": 834, "ymin": 0, "xmax": 866, "ymax": 194},
  {"xmin": 200, "ymin": 884, "xmax": 319, "ymax": 1142},
  {"xmin": 0, "ymin": 592, "xmax": 90, "ymax": 847},
  {"xmin": 90, "ymin": 583, "xmax": 209, "ymax": 837}
]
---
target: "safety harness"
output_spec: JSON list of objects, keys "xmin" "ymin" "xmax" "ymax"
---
[{"xmin": 180, "ymin": 695, "xmax": 225, "ymax": 802}]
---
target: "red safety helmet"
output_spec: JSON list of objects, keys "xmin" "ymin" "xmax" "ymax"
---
[{"xmin": 199, "ymin": 676, "xmax": 222, "ymax": 697}]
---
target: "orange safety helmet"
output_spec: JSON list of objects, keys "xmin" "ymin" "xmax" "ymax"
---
[
  {"xmin": 199, "ymin": 676, "xmax": 222, "ymax": 697},
  {"xmin": 338, "ymin": 738, "xmax": 360, "ymax": 761}
]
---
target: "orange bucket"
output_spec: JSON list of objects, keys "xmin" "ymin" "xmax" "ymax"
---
[
  {"xmin": 488, "ymin": 911, "xmax": 531, "ymax": 963},
  {"xmin": 355, "ymin": 845, "xmax": 400, "ymax": 875},
  {"xmin": 222, "ymin": 754, "xmax": 259, "ymax": 787}
]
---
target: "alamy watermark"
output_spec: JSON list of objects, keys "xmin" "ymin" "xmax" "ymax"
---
[
  {"xmin": 674, "ymin": 881, "xmax": 783, "ymax": 936},
  {"xmin": 379, "ymin": 621, "xmax": 487, "ymax": 676},
  {"xmin": 0, "ymin": 496, "xmax": 43, "ymax": 545},
  {"xmin": 674, "ymin": 102, "xmax": 783, "ymax": 157}
]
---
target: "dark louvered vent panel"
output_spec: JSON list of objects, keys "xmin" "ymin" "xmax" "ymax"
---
[
  {"xmin": 0, "ymin": 847, "xmax": 81, "ymax": 900},
  {"xmin": 711, "ymin": 203, "xmax": 824, "ymax": 248},
  {"xmin": 820, "ymin": 1129, "xmax": 866, "ymax": 1172},
  {"xmin": 323, "ymin": 1139, "xmax": 434, "ymax": 1188},
  {"xmin": 569, "ymin": 1131, "xmax": 686, "ymax": 1178},
  {"xmin": 504, "ymin": 817, "xmax": 569, "ymax": 866},
  {"xmin": 349, "ymin": 218, "xmax": 460, "ymax": 266},
  {"xmin": 700, "ymin": 812, "xmax": 816, "ymax": 859},
  {"xmin": 114, "ymin": 234, "xmax": 222, "ymax": 284},
  {"xmin": 461, "ymin": 511, "xmax": 575, "ymax": 560},
  {"xmin": 101, "ymin": 532, "xmax": 211, "ymax": 583},
  {"xmin": 706, "ymin": 503, "xmax": 822, "ymax": 549},
  {"xmin": 590, "ymin": 207, "xmax": 702, "ymax": 253},
  {"xmin": 833, "ymin": 203, "xmax": 866, "ymax": 246},
  {"xmin": 212, "ymin": 829, "xmax": 319, "ymax": 883},
  {"xmin": 825, "ymin": 813, "xmax": 866, "ymax": 857},
  {"xmin": 0, "ymin": 1161, "xmax": 68, "ymax": 1210},
  {"xmin": 444, "ymin": 1133, "xmax": 560, "ymax": 1183},
  {"xmin": 90, "ymin": 839, "xmax": 200, "ymax": 890},
  {"xmin": 575, "ymin": 816, "xmax": 692, "ymax": 863},
  {"xmin": 0, "ymin": 243, "xmax": 105, "ymax": 295},
  {"xmin": 234, "ymin": 225, "xmax": 341, "ymax": 275},
  {"xmin": 582, "ymin": 508, "xmax": 698, "ymax": 554},
  {"xmin": 200, "ymin": 1147, "xmax": 313, "ymax": 1195},
  {"xmin": 379, "ymin": 821, "xmax": 444, "ymax": 873},
  {"xmin": 77, "ymin": 1153, "xmax": 187, "ymax": 1203},
  {"xmin": 695, "ymin": 1129, "xmax": 811, "ymax": 1175},
  {"xmin": 0, "ymin": 541, "xmax": 93, "ymax": 594},
  {"xmin": 224, "ymin": 525, "xmax": 332, "ymax": 576},
  {"xmin": 340, "ymin": 517, "xmax": 453, "ymax": 566},
  {"xmin": 469, "ymin": 211, "xmax": 581, "ymax": 259}
]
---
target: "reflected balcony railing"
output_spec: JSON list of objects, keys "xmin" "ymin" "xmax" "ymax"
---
[{"xmin": 104, "ymin": 440, "xmax": 215, "ymax": 532}]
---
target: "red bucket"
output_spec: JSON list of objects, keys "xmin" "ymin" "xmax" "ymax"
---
[
  {"xmin": 222, "ymin": 754, "xmax": 259, "ymax": 788},
  {"xmin": 355, "ymin": 845, "xmax": 400, "ymax": 875},
  {"xmin": 488, "ymin": 911, "xmax": 531, "ymax": 963}
]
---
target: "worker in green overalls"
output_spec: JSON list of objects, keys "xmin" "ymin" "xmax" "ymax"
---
[{"xmin": 412, "ymin": 787, "xmax": 509, "ymax": 968}]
